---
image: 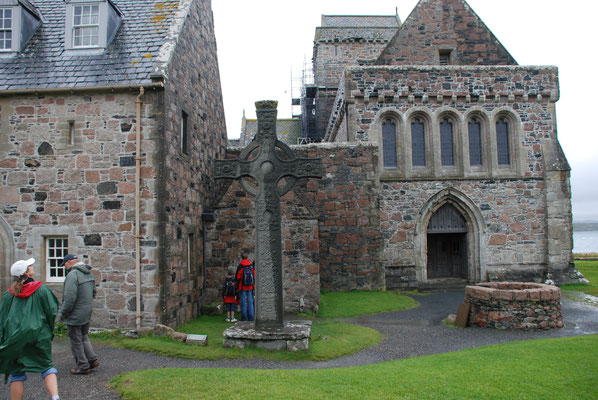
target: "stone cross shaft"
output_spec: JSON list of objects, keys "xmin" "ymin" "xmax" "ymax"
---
[{"xmin": 214, "ymin": 100, "xmax": 322, "ymax": 328}]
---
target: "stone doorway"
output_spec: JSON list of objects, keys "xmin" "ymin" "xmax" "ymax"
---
[{"xmin": 426, "ymin": 204, "xmax": 468, "ymax": 279}]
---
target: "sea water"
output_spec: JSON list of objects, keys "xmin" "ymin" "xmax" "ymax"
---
[{"xmin": 573, "ymin": 231, "xmax": 598, "ymax": 253}]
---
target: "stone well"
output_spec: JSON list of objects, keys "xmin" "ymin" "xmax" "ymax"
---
[{"xmin": 465, "ymin": 282, "xmax": 563, "ymax": 330}]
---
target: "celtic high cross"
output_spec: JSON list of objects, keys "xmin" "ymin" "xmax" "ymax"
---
[{"xmin": 214, "ymin": 101, "xmax": 322, "ymax": 328}]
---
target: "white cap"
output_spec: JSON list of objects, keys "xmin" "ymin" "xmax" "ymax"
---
[{"xmin": 10, "ymin": 258, "xmax": 35, "ymax": 277}]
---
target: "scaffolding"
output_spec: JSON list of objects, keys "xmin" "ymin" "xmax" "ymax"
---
[{"xmin": 291, "ymin": 56, "xmax": 314, "ymax": 118}]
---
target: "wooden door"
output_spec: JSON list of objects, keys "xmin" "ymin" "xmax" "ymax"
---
[{"xmin": 427, "ymin": 233, "xmax": 467, "ymax": 279}]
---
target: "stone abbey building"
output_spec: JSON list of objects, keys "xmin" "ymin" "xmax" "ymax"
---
[
  {"xmin": 205, "ymin": 0, "xmax": 581, "ymax": 314},
  {"xmin": 0, "ymin": 0, "xmax": 582, "ymax": 329}
]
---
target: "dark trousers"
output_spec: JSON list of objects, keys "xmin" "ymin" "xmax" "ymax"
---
[{"xmin": 67, "ymin": 322, "xmax": 97, "ymax": 370}]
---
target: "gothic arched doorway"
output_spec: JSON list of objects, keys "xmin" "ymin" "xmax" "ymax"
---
[{"xmin": 426, "ymin": 204, "xmax": 468, "ymax": 279}]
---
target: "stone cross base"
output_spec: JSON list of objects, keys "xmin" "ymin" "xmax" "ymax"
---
[{"xmin": 223, "ymin": 320, "xmax": 312, "ymax": 352}]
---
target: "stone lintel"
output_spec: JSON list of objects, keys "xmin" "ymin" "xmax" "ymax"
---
[{"xmin": 223, "ymin": 320, "xmax": 312, "ymax": 352}]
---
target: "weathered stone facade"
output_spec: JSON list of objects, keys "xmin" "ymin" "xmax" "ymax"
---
[
  {"xmin": 0, "ymin": 0, "xmax": 227, "ymax": 329},
  {"xmin": 205, "ymin": 143, "xmax": 382, "ymax": 309},
  {"xmin": 209, "ymin": 0, "xmax": 580, "ymax": 313}
]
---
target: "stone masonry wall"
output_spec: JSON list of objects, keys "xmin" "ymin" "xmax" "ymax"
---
[
  {"xmin": 314, "ymin": 28, "xmax": 397, "ymax": 87},
  {"xmin": 381, "ymin": 179, "xmax": 547, "ymax": 282},
  {"xmin": 204, "ymin": 178, "xmax": 320, "ymax": 314},
  {"xmin": 156, "ymin": 0, "xmax": 228, "ymax": 327},
  {"xmin": 333, "ymin": 65, "xmax": 572, "ymax": 285},
  {"xmin": 298, "ymin": 143, "xmax": 383, "ymax": 291},
  {"xmin": 0, "ymin": 89, "xmax": 164, "ymax": 329},
  {"xmin": 206, "ymin": 142, "xmax": 383, "ymax": 311},
  {"xmin": 465, "ymin": 283, "xmax": 563, "ymax": 330},
  {"xmin": 376, "ymin": 0, "xmax": 516, "ymax": 66}
]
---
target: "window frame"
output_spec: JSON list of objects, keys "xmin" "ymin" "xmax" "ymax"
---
[
  {"xmin": 411, "ymin": 117, "xmax": 427, "ymax": 168},
  {"xmin": 439, "ymin": 117, "xmax": 455, "ymax": 167},
  {"xmin": 0, "ymin": 7, "xmax": 13, "ymax": 52},
  {"xmin": 72, "ymin": 4, "xmax": 100, "ymax": 48},
  {"xmin": 468, "ymin": 117, "xmax": 483, "ymax": 167},
  {"xmin": 45, "ymin": 236, "xmax": 69, "ymax": 283},
  {"xmin": 382, "ymin": 117, "xmax": 398, "ymax": 169},
  {"xmin": 496, "ymin": 116, "xmax": 511, "ymax": 166}
]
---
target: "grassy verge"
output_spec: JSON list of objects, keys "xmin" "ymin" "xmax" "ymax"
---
[
  {"xmin": 93, "ymin": 290, "xmax": 417, "ymax": 362},
  {"xmin": 111, "ymin": 334, "xmax": 598, "ymax": 400},
  {"xmin": 561, "ymin": 260, "xmax": 598, "ymax": 297},
  {"xmin": 318, "ymin": 290, "xmax": 418, "ymax": 318}
]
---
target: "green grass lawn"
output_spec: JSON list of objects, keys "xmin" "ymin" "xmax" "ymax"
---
[
  {"xmin": 561, "ymin": 260, "xmax": 598, "ymax": 297},
  {"xmin": 110, "ymin": 334, "xmax": 598, "ymax": 400},
  {"xmin": 318, "ymin": 290, "xmax": 418, "ymax": 318},
  {"xmin": 94, "ymin": 290, "xmax": 416, "ymax": 362}
]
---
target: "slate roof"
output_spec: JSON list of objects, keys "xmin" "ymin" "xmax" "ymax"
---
[
  {"xmin": 0, "ymin": 0, "xmax": 186, "ymax": 91},
  {"xmin": 321, "ymin": 15, "xmax": 400, "ymax": 28}
]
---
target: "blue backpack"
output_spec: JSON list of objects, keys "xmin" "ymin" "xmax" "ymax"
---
[{"xmin": 242, "ymin": 265, "xmax": 254, "ymax": 286}]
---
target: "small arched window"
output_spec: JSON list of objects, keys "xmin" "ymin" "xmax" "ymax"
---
[
  {"xmin": 440, "ymin": 118, "xmax": 454, "ymax": 166},
  {"xmin": 468, "ymin": 118, "xmax": 482, "ymax": 166},
  {"xmin": 496, "ymin": 117, "xmax": 510, "ymax": 165},
  {"xmin": 382, "ymin": 118, "xmax": 397, "ymax": 168},
  {"xmin": 411, "ymin": 117, "xmax": 426, "ymax": 167}
]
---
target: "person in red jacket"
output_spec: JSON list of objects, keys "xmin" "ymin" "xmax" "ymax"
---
[
  {"xmin": 222, "ymin": 266, "xmax": 237, "ymax": 322},
  {"xmin": 235, "ymin": 255, "xmax": 255, "ymax": 322}
]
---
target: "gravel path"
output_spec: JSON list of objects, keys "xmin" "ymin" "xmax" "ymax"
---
[{"xmin": 3, "ymin": 291, "xmax": 598, "ymax": 399}]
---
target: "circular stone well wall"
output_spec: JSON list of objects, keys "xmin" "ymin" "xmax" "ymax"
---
[{"xmin": 465, "ymin": 282, "xmax": 563, "ymax": 330}]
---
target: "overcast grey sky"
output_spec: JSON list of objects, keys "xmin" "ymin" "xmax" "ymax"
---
[{"xmin": 212, "ymin": 0, "xmax": 598, "ymax": 222}]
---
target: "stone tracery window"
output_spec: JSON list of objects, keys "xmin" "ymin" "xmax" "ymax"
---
[
  {"xmin": 382, "ymin": 118, "xmax": 397, "ymax": 168},
  {"xmin": 440, "ymin": 118, "xmax": 454, "ymax": 166},
  {"xmin": 468, "ymin": 118, "xmax": 482, "ymax": 166},
  {"xmin": 411, "ymin": 117, "xmax": 426, "ymax": 167},
  {"xmin": 496, "ymin": 117, "xmax": 510, "ymax": 165}
]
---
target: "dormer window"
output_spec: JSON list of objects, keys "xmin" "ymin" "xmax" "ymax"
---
[
  {"xmin": 0, "ymin": 8, "xmax": 12, "ymax": 51},
  {"xmin": 64, "ymin": 0, "xmax": 122, "ymax": 53},
  {"xmin": 0, "ymin": 1, "xmax": 41, "ymax": 55},
  {"xmin": 73, "ymin": 5, "xmax": 99, "ymax": 47}
]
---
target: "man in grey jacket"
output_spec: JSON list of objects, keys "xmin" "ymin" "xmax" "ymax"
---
[{"xmin": 60, "ymin": 254, "xmax": 99, "ymax": 375}]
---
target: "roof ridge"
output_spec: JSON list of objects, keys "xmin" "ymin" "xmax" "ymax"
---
[{"xmin": 152, "ymin": 0, "xmax": 194, "ymax": 80}]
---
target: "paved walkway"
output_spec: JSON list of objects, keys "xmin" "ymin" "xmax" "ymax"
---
[{"xmin": 3, "ymin": 291, "xmax": 598, "ymax": 399}]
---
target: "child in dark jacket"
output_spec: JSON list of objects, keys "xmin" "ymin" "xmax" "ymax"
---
[{"xmin": 222, "ymin": 266, "xmax": 237, "ymax": 322}]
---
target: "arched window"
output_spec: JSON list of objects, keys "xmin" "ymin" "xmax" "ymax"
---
[
  {"xmin": 382, "ymin": 118, "xmax": 397, "ymax": 168},
  {"xmin": 496, "ymin": 117, "xmax": 510, "ymax": 165},
  {"xmin": 411, "ymin": 117, "xmax": 426, "ymax": 167},
  {"xmin": 468, "ymin": 118, "xmax": 482, "ymax": 166},
  {"xmin": 440, "ymin": 118, "xmax": 454, "ymax": 166}
]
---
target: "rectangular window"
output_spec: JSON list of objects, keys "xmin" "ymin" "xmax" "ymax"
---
[
  {"xmin": 73, "ymin": 5, "xmax": 99, "ymax": 47},
  {"xmin": 46, "ymin": 237, "xmax": 68, "ymax": 282},
  {"xmin": 439, "ymin": 50, "xmax": 451, "ymax": 65},
  {"xmin": 68, "ymin": 121, "xmax": 75, "ymax": 145},
  {"xmin": 382, "ymin": 119, "xmax": 397, "ymax": 168},
  {"xmin": 411, "ymin": 119, "xmax": 426, "ymax": 167},
  {"xmin": 440, "ymin": 119, "xmax": 454, "ymax": 166},
  {"xmin": 0, "ymin": 8, "xmax": 12, "ymax": 51},
  {"xmin": 496, "ymin": 118, "xmax": 510, "ymax": 165},
  {"xmin": 181, "ymin": 110, "xmax": 189, "ymax": 155},
  {"xmin": 468, "ymin": 119, "xmax": 482, "ymax": 166}
]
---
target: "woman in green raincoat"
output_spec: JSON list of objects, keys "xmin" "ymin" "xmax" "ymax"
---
[{"xmin": 0, "ymin": 258, "xmax": 60, "ymax": 400}]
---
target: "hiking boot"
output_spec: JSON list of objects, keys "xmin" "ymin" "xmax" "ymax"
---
[
  {"xmin": 90, "ymin": 360, "xmax": 100, "ymax": 369},
  {"xmin": 70, "ymin": 369, "xmax": 90, "ymax": 375}
]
